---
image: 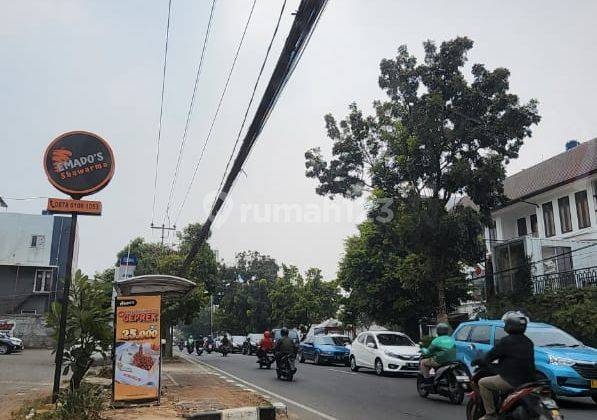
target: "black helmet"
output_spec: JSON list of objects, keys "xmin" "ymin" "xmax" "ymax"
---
[
  {"xmin": 502, "ymin": 311, "xmax": 528, "ymax": 335},
  {"xmin": 281, "ymin": 327, "xmax": 289, "ymax": 336},
  {"xmin": 436, "ymin": 323, "xmax": 450, "ymax": 336}
]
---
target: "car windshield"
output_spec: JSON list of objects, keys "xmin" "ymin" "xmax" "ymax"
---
[
  {"xmin": 250, "ymin": 334, "xmax": 263, "ymax": 341},
  {"xmin": 232, "ymin": 336, "xmax": 245, "ymax": 343},
  {"xmin": 331, "ymin": 336, "xmax": 351, "ymax": 346},
  {"xmin": 315, "ymin": 336, "xmax": 335, "ymax": 345},
  {"xmin": 376, "ymin": 333, "xmax": 414, "ymax": 346},
  {"xmin": 526, "ymin": 327, "xmax": 582, "ymax": 347}
]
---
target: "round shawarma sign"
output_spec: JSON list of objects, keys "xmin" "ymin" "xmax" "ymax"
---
[{"xmin": 43, "ymin": 131, "xmax": 115, "ymax": 198}]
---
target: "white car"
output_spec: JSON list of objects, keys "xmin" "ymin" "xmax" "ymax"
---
[{"xmin": 350, "ymin": 331, "xmax": 420, "ymax": 375}]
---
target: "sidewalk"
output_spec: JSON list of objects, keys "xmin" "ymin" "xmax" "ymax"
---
[{"xmin": 105, "ymin": 355, "xmax": 280, "ymax": 419}]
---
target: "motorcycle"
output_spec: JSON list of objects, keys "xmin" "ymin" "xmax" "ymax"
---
[
  {"xmin": 186, "ymin": 342, "xmax": 195, "ymax": 354},
  {"xmin": 206, "ymin": 342, "xmax": 214, "ymax": 354},
  {"xmin": 416, "ymin": 360, "xmax": 470, "ymax": 404},
  {"xmin": 177, "ymin": 341, "xmax": 184, "ymax": 352},
  {"xmin": 466, "ymin": 364, "xmax": 562, "ymax": 420},
  {"xmin": 195, "ymin": 342, "xmax": 204, "ymax": 356},
  {"xmin": 257, "ymin": 347, "xmax": 275, "ymax": 369},
  {"xmin": 221, "ymin": 344, "xmax": 230, "ymax": 357},
  {"xmin": 275, "ymin": 353, "xmax": 296, "ymax": 381}
]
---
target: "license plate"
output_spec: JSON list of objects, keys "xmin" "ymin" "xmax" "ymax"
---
[
  {"xmin": 591, "ymin": 379, "xmax": 597, "ymax": 389},
  {"xmin": 551, "ymin": 409, "xmax": 561, "ymax": 420},
  {"xmin": 456, "ymin": 375, "xmax": 470, "ymax": 382}
]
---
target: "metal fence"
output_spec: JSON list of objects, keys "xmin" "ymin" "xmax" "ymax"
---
[{"xmin": 532, "ymin": 266, "xmax": 597, "ymax": 294}]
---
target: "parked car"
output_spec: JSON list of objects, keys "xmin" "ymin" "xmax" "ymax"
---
[
  {"xmin": 272, "ymin": 328, "xmax": 300, "ymax": 346},
  {"xmin": 230, "ymin": 335, "xmax": 246, "ymax": 353},
  {"xmin": 243, "ymin": 333, "xmax": 263, "ymax": 355},
  {"xmin": 453, "ymin": 319, "xmax": 597, "ymax": 402},
  {"xmin": 0, "ymin": 333, "xmax": 23, "ymax": 352},
  {"xmin": 299, "ymin": 335, "xmax": 350, "ymax": 365},
  {"xmin": 0, "ymin": 335, "xmax": 19, "ymax": 355},
  {"xmin": 350, "ymin": 331, "xmax": 420, "ymax": 375}
]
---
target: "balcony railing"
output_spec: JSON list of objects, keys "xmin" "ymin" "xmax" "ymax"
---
[{"xmin": 533, "ymin": 266, "xmax": 597, "ymax": 294}]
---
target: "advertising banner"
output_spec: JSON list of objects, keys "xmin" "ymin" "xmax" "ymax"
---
[{"xmin": 113, "ymin": 295, "xmax": 161, "ymax": 402}]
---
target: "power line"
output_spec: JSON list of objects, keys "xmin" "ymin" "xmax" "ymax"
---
[
  {"xmin": 150, "ymin": 0, "xmax": 173, "ymax": 226},
  {"xmin": 174, "ymin": 0, "xmax": 259, "ymax": 225},
  {"xmin": 212, "ymin": 0, "xmax": 287, "ymax": 206},
  {"xmin": 180, "ymin": 0, "xmax": 329, "ymax": 274},
  {"xmin": 163, "ymin": 0, "xmax": 217, "ymax": 225}
]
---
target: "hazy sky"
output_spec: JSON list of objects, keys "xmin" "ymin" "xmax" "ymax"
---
[{"xmin": 2, "ymin": 0, "xmax": 596, "ymax": 280}]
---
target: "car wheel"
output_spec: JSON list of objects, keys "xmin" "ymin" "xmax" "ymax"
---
[
  {"xmin": 375, "ymin": 358, "xmax": 384, "ymax": 376},
  {"xmin": 0, "ymin": 344, "xmax": 9, "ymax": 355},
  {"xmin": 314, "ymin": 353, "xmax": 321, "ymax": 365},
  {"xmin": 350, "ymin": 356, "xmax": 359, "ymax": 372}
]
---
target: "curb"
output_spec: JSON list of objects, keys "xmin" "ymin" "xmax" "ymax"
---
[{"xmin": 185, "ymin": 405, "xmax": 279, "ymax": 419}]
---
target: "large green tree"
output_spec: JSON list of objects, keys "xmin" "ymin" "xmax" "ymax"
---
[
  {"xmin": 115, "ymin": 223, "xmax": 217, "ymax": 355},
  {"xmin": 306, "ymin": 37, "xmax": 540, "ymax": 321}
]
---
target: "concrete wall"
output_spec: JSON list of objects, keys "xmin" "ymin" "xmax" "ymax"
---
[{"xmin": 0, "ymin": 313, "xmax": 54, "ymax": 348}]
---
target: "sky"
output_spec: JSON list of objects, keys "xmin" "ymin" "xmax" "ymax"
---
[{"xmin": 2, "ymin": 0, "xmax": 597, "ymax": 280}]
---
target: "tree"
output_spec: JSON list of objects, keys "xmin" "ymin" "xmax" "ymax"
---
[
  {"xmin": 47, "ymin": 270, "xmax": 112, "ymax": 389},
  {"xmin": 305, "ymin": 37, "xmax": 540, "ymax": 321},
  {"xmin": 114, "ymin": 224, "xmax": 217, "ymax": 356}
]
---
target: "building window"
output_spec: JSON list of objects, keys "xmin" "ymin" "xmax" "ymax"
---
[
  {"xmin": 575, "ymin": 190, "xmax": 591, "ymax": 229},
  {"xmin": 33, "ymin": 270, "xmax": 53, "ymax": 293},
  {"xmin": 542, "ymin": 202, "xmax": 555, "ymax": 237},
  {"xmin": 517, "ymin": 217, "xmax": 527, "ymax": 237},
  {"xmin": 530, "ymin": 214, "xmax": 538, "ymax": 237},
  {"xmin": 30, "ymin": 235, "xmax": 46, "ymax": 248},
  {"xmin": 558, "ymin": 196, "xmax": 572, "ymax": 233}
]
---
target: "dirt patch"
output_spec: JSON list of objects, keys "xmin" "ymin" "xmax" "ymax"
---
[
  {"xmin": 3, "ymin": 392, "xmax": 50, "ymax": 420},
  {"xmin": 104, "ymin": 359, "xmax": 273, "ymax": 419}
]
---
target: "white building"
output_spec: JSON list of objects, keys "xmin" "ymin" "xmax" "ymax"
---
[{"xmin": 486, "ymin": 138, "xmax": 597, "ymax": 294}]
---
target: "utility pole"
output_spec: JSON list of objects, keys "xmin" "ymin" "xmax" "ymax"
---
[{"xmin": 150, "ymin": 223, "xmax": 176, "ymax": 245}]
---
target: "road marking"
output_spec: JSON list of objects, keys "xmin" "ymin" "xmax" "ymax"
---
[
  {"xmin": 164, "ymin": 372, "xmax": 179, "ymax": 386},
  {"xmin": 326, "ymin": 368, "xmax": 356, "ymax": 375},
  {"xmin": 180, "ymin": 353, "xmax": 338, "ymax": 420}
]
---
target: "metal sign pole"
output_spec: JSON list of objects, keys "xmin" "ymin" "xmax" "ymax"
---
[{"xmin": 51, "ymin": 212, "xmax": 78, "ymax": 402}]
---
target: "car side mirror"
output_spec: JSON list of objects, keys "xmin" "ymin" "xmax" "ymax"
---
[
  {"xmin": 468, "ymin": 343, "xmax": 476, "ymax": 350},
  {"xmin": 366, "ymin": 342, "xmax": 376, "ymax": 349}
]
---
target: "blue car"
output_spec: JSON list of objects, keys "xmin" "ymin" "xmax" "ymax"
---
[
  {"xmin": 299, "ymin": 335, "xmax": 351, "ymax": 366},
  {"xmin": 453, "ymin": 319, "xmax": 597, "ymax": 402}
]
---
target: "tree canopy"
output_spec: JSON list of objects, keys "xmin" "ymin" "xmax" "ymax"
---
[{"xmin": 306, "ymin": 37, "xmax": 540, "ymax": 322}]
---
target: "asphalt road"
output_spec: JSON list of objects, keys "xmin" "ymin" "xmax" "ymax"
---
[{"xmin": 187, "ymin": 351, "xmax": 597, "ymax": 420}]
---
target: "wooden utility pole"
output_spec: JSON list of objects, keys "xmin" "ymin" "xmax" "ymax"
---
[{"xmin": 150, "ymin": 223, "xmax": 176, "ymax": 245}]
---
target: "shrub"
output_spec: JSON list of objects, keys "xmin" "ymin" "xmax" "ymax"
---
[
  {"xmin": 54, "ymin": 383, "xmax": 106, "ymax": 420},
  {"xmin": 485, "ymin": 287, "xmax": 597, "ymax": 347}
]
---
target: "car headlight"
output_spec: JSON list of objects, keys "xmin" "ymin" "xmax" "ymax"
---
[
  {"xmin": 384, "ymin": 351, "xmax": 406, "ymax": 360},
  {"xmin": 548, "ymin": 355, "xmax": 576, "ymax": 366}
]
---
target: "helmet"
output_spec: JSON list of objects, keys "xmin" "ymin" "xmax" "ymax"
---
[
  {"xmin": 281, "ymin": 327, "xmax": 289, "ymax": 336},
  {"xmin": 436, "ymin": 323, "xmax": 451, "ymax": 336},
  {"xmin": 502, "ymin": 311, "xmax": 529, "ymax": 334}
]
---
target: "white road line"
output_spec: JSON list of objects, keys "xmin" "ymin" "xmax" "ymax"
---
[
  {"xmin": 180, "ymin": 353, "xmax": 338, "ymax": 420},
  {"xmin": 326, "ymin": 368, "xmax": 357, "ymax": 375},
  {"xmin": 164, "ymin": 372, "xmax": 179, "ymax": 386}
]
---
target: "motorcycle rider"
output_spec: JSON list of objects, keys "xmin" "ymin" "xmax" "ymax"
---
[
  {"xmin": 474, "ymin": 311, "xmax": 535, "ymax": 420},
  {"xmin": 195, "ymin": 334, "xmax": 204, "ymax": 354},
  {"xmin": 274, "ymin": 327, "xmax": 298, "ymax": 371},
  {"xmin": 257, "ymin": 330, "xmax": 274, "ymax": 360},
  {"xmin": 419, "ymin": 323, "xmax": 457, "ymax": 384},
  {"xmin": 221, "ymin": 333, "xmax": 231, "ymax": 352},
  {"xmin": 186, "ymin": 335, "xmax": 195, "ymax": 354}
]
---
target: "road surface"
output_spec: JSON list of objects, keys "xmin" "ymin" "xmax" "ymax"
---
[{"xmin": 185, "ymin": 351, "xmax": 597, "ymax": 420}]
